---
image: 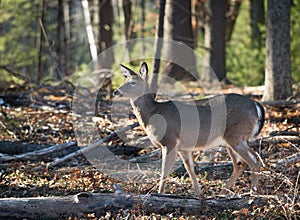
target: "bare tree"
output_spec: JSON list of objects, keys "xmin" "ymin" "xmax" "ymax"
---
[
  {"xmin": 249, "ymin": 0, "xmax": 265, "ymax": 48},
  {"xmin": 163, "ymin": 0, "xmax": 198, "ymax": 81},
  {"xmin": 225, "ymin": 0, "xmax": 242, "ymax": 42},
  {"xmin": 122, "ymin": 0, "xmax": 134, "ymax": 40},
  {"xmin": 201, "ymin": 0, "xmax": 227, "ymax": 82},
  {"xmin": 263, "ymin": 0, "xmax": 292, "ymax": 101},
  {"xmin": 64, "ymin": 0, "xmax": 72, "ymax": 76},
  {"xmin": 82, "ymin": 0, "xmax": 98, "ymax": 65},
  {"xmin": 150, "ymin": 0, "xmax": 166, "ymax": 92},
  {"xmin": 36, "ymin": 0, "xmax": 45, "ymax": 83},
  {"xmin": 56, "ymin": 0, "xmax": 65, "ymax": 80},
  {"xmin": 99, "ymin": 0, "xmax": 114, "ymax": 68}
]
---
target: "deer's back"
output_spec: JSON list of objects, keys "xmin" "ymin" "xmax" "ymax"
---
[{"xmin": 145, "ymin": 94, "xmax": 263, "ymax": 150}]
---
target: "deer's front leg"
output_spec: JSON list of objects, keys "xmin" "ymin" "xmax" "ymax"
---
[
  {"xmin": 178, "ymin": 151, "xmax": 203, "ymax": 199},
  {"xmin": 158, "ymin": 145, "xmax": 177, "ymax": 194}
]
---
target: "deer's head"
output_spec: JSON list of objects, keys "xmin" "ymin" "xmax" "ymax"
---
[{"xmin": 113, "ymin": 62, "xmax": 150, "ymax": 100}]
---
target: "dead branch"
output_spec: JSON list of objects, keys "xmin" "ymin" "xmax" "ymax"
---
[
  {"xmin": 248, "ymin": 136, "xmax": 300, "ymax": 148},
  {"xmin": 0, "ymin": 65, "xmax": 30, "ymax": 82},
  {"xmin": 47, "ymin": 122, "xmax": 139, "ymax": 168},
  {"xmin": 269, "ymin": 131, "xmax": 300, "ymax": 136},
  {"xmin": 261, "ymin": 99, "xmax": 300, "ymax": 107},
  {"xmin": 0, "ymin": 192, "xmax": 266, "ymax": 218},
  {"xmin": 0, "ymin": 141, "xmax": 77, "ymax": 163},
  {"xmin": 276, "ymin": 152, "xmax": 300, "ymax": 167}
]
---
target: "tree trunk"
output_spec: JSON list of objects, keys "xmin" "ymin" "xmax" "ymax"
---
[
  {"xmin": 91, "ymin": 0, "xmax": 100, "ymax": 52},
  {"xmin": 98, "ymin": 0, "xmax": 114, "ymax": 98},
  {"xmin": 99, "ymin": 0, "xmax": 114, "ymax": 68},
  {"xmin": 82, "ymin": 0, "xmax": 98, "ymax": 65},
  {"xmin": 123, "ymin": 0, "xmax": 131, "ymax": 38},
  {"xmin": 263, "ymin": 0, "xmax": 292, "ymax": 101},
  {"xmin": 36, "ymin": 0, "xmax": 45, "ymax": 83},
  {"xmin": 140, "ymin": 0, "xmax": 146, "ymax": 43},
  {"xmin": 202, "ymin": 0, "xmax": 227, "ymax": 82},
  {"xmin": 150, "ymin": 0, "xmax": 166, "ymax": 93},
  {"xmin": 0, "ymin": 192, "xmax": 265, "ymax": 218},
  {"xmin": 56, "ymin": 0, "xmax": 65, "ymax": 80},
  {"xmin": 225, "ymin": 0, "xmax": 242, "ymax": 42},
  {"xmin": 249, "ymin": 0, "xmax": 265, "ymax": 48},
  {"xmin": 163, "ymin": 0, "xmax": 198, "ymax": 82},
  {"xmin": 64, "ymin": 0, "xmax": 72, "ymax": 76}
]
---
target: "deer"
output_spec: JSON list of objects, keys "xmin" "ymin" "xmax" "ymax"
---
[{"xmin": 113, "ymin": 62, "xmax": 265, "ymax": 199}]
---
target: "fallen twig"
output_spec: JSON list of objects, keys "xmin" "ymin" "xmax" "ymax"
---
[
  {"xmin": 47, "ymin": 122, "xmax": 139, "ymax": 168},
  {"xmin": 276, "ymin": 152, "xmax": 300, "ymax": 167}
]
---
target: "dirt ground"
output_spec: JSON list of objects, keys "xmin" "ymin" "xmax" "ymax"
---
[{"xmin": 0, "ymin": 83, "xmax": 299, "ymax": 219}]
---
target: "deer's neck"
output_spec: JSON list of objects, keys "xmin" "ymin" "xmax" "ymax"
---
[{"xmin": 130, "ymin": 93, "xmax": 157, "ymax": 128}]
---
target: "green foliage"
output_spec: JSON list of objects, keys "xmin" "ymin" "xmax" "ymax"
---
[
  {"xmin": 0, "ymin": 0, "xmax": 40, "ymax": 81},
  {"xmin": 0, "ymin": 0, "xmax": 299, "ymax": 86},
  {"xmin": 226, "ymin": 1, "xmax": 265, "ymax": 86},
  {"xmin": 291, "ymin": 0, "xmax": 300, "ymax": 83},
  {"xmin": 227, "ymin": 0, "xmax": 300, "ymax": 86}
]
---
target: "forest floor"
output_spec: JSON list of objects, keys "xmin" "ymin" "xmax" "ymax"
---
[{"xmin": 0, "ymin": 82, "xmax": 299, "ymax": 219}]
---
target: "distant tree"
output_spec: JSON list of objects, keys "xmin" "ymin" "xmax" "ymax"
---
[
  {"xmin": 150, "ymin": 0, "xmax": 166, "ymax": 92},
  {"xmin": 225, "ymin": 0, "xmax": 242, "ymax": 42},
  {"xmin": 122, "ymin": 0, "xmax": 135, "ymax": 41},
  {"xmin": 56, "ymin": 0, "xmax": 65, "ymax": 80},
  {"xmin": 0, "ymin": 0, "xmax": 40, "ymax": 81},
  {"xmin": 36, "ymin": 0, "xmax": 45, "ymax": 82},
  {"xmin": 99, "ymin": 0, "xmax": 114, "ymax": 97},
  {"xmin": 99, "ymin": 0, "xmax": 114, "ymax": 68},
  {"xmin": 249, "ymin": 0, "xmax": 265, "ymax": 48},
  {"xmin": 82, "ymin": 0, "xmax": 98, "ymax": 64},
  {"xmin": 163, "ymin": 0, "xmax": 198, "ymax": 81},
  {"xmin": 263, "ymin": 0, "xmax": 292, "ymax": 101},
  {"xmin": 201, "ymin": 0, "xmax": 227, "ymax": 82},
  {"xmin": 63, "ymin": 0, "xmax": 72, "ymax": 76}
]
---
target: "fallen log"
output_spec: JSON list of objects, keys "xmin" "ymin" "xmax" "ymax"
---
[
  {"xmin": 0, "ymin": 192, "xmax": 266, "ymax": 218},
  {"xmin": 0, "ymin": 141, "xmax": 77, "ymax": 163}
]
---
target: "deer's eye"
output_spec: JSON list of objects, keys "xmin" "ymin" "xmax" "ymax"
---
[{"xmin": 130, "ymin": 81, "xmax": 136, "ymax": 86}]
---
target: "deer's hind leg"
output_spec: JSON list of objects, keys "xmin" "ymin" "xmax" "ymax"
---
[
  {"xmin": 220, "ymin": 147, "xmax": 246, "ymax": 195},
  {"xmin": 229, "ymin": 141, "xmax": 261, "ymax": 193}
]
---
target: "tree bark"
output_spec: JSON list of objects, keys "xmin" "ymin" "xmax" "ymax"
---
[
  {"xmin": 91, "ymin": 0, "xmax": 100, "ymax": 52},
  {"xmin": 225, "ymin": 0, "xmax": 242, "ymax": 42},
  {"xmin": 99, "ymin": 0, "xmax": 114, "ymax": 68},
  {"xmin": 150, "ymin": 0, "xmax": 166, "ymax": 93},
  {"xmin": 56, "ymin": 0, "xmax": 65, "ymax": 80},
  {"xmin": 249, "ymin": 0, "xmax": 265, "ymax": 48},
  {"xmin": 64, "ymin": 0, "xmax": 72, "ymax": 76},
  {"xmin": 122, "ymin": 0, "xmax": 133, "ymax": 40},
  {"xmin": 263, "ymin": 0, "xmax": 292, "ymax": 101},
  {"xmin": 36, "ymin": 0, "xmax": 45, "ymax": 83},
  {"xmin": 163, "ymin": 0, "xmax": 198, "ymax": 82},
  {"xmin": 82, "ymin": 0, "xmax": 98, "ymax": 65},
  {"xmin": 0, "ymin": 192, "xmax": 265, "ymax": 218},
  {"xmin": 202, "ymin": 0, "xmax": 227, "ymax": 82}
]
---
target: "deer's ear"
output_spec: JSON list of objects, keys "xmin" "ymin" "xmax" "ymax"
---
[
  {"xmin": 139, "ymin": 62, "xmax": 148, "ymax": 80},
  {"xmin": 120, "ymin": 64, "xmax": 135, "ymax": 78}
]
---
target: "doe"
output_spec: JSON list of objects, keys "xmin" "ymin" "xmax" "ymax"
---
[{"xmin": 113, "ymin": 62, "xmax": 265, "ymax": 199}]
